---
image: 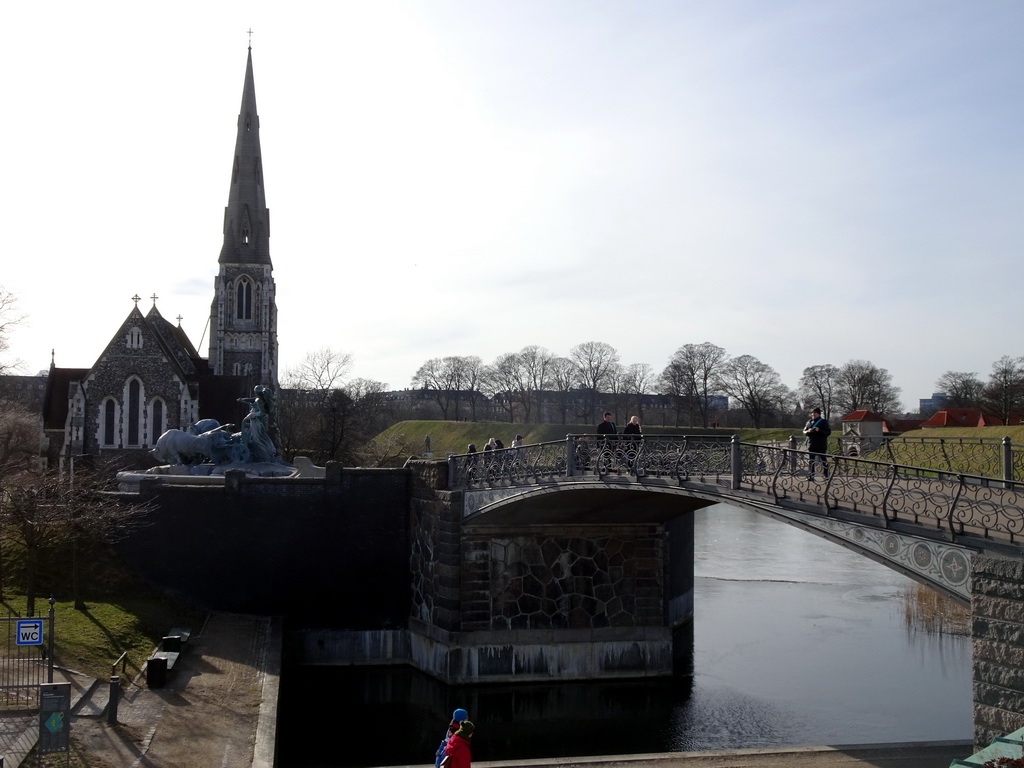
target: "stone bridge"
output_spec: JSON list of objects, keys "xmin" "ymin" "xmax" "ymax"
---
[
  {"xmin": 406, "ymin": 434, "xmax": 1024, "ymax": 746},
  {"xmin": 450, "ymin": 434, "xmax": 1024, "ymax": 603}
]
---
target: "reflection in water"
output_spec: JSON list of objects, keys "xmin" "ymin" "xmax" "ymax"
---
[
  {"xmin": 902, "ymin": 582, "xmax": 970, "ymax": 636},
  {"xmin": 279, "ymin": 504, "xmax": 971, "ymax": 767}
]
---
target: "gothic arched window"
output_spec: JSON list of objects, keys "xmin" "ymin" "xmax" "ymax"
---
[
  {"xmin": 127, "ymin": 379, "xmax": 141, "ymax": 446},
  {"xmin": 151, "ymin": 399, "xmax": 164, "ymax": 444},
  {"xmin": 102, "ymin": 399, "xmax": 116, "ymax": 447},
  {"xmin": 126, "ymin": 327, "xmax": 143, "ymax": 349},
  {"xmin": 236, "ymin": 278, "xmax": 253, "ymax": 320}
]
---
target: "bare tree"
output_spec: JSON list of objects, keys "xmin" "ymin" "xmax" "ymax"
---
[
  {"xmin": 357, "ymin": 431, "xmax": 416, "ymax": 468},
  {"xmin": 0, "ymin": 287, "xmax": 25, "ymax": 374},
  {"xmin": 344, "ymin": 377, "xmax": 394, "ymax": 446},
  {"xmin": 483, "ymin": 354, "xmax": 520, "ymax": 423},
  {"xmin": 659, "ymin": 342, "xmax": 728, "ymax": 427},
  {"xmin": 982, "ymin": 356, "xmax": 1024, "ymax": 425},
  {"xmin": 935, "ymin": 371, "xmax": 985, "ymax": 409},
  {"xmin": 835, "ymin": 360, "xmax": 902, "ymax": 416},
  {"xmin": 0, "ymin": 401, "xmax": 38, "ymax": 478},
  {"xmin": 411, "ymin": 356, "xmax": 482, "ymax": 420},
  {"xmin": 0, "ymin": 465, "xmax": 142, "ymax": 614},
  {"xmin": 798, "ymin": 364, "xmax": 840, "ymax": 421},
  {"xmin": 280, "ymin": 348, "xmax": 355, "ymax": 462},
  {"xmin": 286, "ymin": 347, "xmax": 352, "ymax": 392},
  {"xmin": 570, "ymin": 341, "xmax": 621, "ymax": 420},
  {"xmin": 411, "ymin": 357, "xmax": 460, "ymax": 420},
  {"xmin": 517, "ymin": 345, "xmax": 553, "ymax": 421},
  {"xmin": 548, "ymin": 357, "xmax": 576, "ymax": 425},
  {"xmin": 620, "ymin": 363, "xmax": 655, "ymax": 423},
  {"xmin": 717, "ymin": 355, "xmax": 790, "ymax": 428},
  {"xmin": 460, "ymin": 356, "xmax": 485, "ymax": 421}
]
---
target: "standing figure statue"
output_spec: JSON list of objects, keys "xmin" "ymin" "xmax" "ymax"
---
[{"xmin": 238, "ymin": 385, "xmax": 278, "ymax": 463}]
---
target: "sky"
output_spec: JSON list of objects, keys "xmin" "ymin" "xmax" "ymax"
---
[{"xmin": 2, "ymin": 1, "xmax": 1023, "ymax": 412}]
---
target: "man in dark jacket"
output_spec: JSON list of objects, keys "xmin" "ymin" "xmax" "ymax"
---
[
  {"xmin": 596, "ymin": 412, "xmax": 616, "ymax": 435},
  {"xmin": 803, "ymin": 407, "xmax": 832, "ymax": 479}
]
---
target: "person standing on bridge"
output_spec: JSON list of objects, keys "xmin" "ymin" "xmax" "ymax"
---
[
  {"xmin": 597, "ymin": 412, "xmax": 617, "ymax": 435},
  {"xmin": 803, "ymin": 407, "xmax": 832, "ymax": 479}
]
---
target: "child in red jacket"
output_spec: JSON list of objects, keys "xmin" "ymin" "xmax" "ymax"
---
[{"xmin": 441, "ymin": 720, "xmax": 474, "ymax": 768}]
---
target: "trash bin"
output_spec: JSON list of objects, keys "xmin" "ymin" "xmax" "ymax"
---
[{"xmin": 146, "ymin": 656, "xmax": 167, "ymax": 689}]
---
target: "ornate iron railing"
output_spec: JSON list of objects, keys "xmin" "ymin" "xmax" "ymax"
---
[
  {"xmin": 447, "ymin": 435, "xmax": 735, "ymax": 488},
  {"xmin": 448, "ymin": 435, "xmax": 1024, "ymax": 545},
  {"xmin": 823, "ymin": 435, "xmax": 1019, "ymax": 482},
  {"xmin": 734, "ymin": 443, "xmax": 1024, "ymax": 543}
]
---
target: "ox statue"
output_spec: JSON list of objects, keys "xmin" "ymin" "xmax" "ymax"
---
[{"xmin": 152, "ymin": 426, "xmax": 240, "ymax": 465}]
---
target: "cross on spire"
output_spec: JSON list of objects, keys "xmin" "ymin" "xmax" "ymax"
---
[
  {"xmin": 131, "ymin": 294, "xmax": 141, "ymax": 305},
  {"xmin": 247, "ymin": 27, "xmax": 253, "ymax": 49},
  {"xmin": 151, "ymin": 293, "xmax": 159, "ymax": 306},
  {"xmin": 176, "ymin": 315, "xmax": 183, "ymax": 325}
]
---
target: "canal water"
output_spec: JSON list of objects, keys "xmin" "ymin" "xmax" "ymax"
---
[{"xmin": 278, "ymin": 504, "xmax": 971, "ymax": 766}]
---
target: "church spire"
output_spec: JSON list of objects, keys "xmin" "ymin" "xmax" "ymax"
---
[
  {"xmin": 219, "ymin": 46, "xmax": 271, "ymax": 266},
  {"xmin": 209, "ymin": 46, "xmax": 279, "ymax": 388}
]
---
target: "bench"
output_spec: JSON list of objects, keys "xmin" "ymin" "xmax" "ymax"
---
[{"xmin": 146, "ymin": 627, "xmax": 192, "ymax": 689}]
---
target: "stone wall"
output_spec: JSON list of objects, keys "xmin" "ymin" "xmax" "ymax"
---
[
  {"xmin": 463, "ymin": 526, "xmax": 665, "ymax": 631},
  {"xmin": 972, "ymin": 552, "xmax": 1024, "ymax": 747},
  {"xmin": 116, "ymin": 467, "xmax": 410, "ymax": 624},
  {"xmin": 405, "ymin": 460, "xmax": 686, "ymax": 683}
]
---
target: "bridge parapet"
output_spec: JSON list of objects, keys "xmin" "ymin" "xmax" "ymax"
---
[
  {"xmin": 743, "ymin": 443, "xmax": 1024, "ymax": 547},
  {"xmin": 451, "ymin": 436, "xmax": 1024, "ymax": 551},
  {"xmin": 814, "ymin": 434, "xmax": 1022, "ymax": 482},
  {"xmin": 448, "ymin": 434, "xmax": 734, "ymax": 490}
]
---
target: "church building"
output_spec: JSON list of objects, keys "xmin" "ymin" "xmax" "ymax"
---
[{"xmin": 42, "ymin": 47, "xmax": 279, "ymax": 467}]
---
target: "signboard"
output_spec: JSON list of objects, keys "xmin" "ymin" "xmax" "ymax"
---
[
  {"xmin": 39, "ymin": 682, "xmax": 70, "ymax": 754},
  {"xmin": 16, "ymin": 619, "xmax": 43, "ymax": 646}
]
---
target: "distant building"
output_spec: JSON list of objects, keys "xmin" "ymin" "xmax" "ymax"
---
[
  {"xmin": 919, "ymin": 408, "xmax": 1000, "ymax": 428},
  {"xmin": 888, "ymin": 417, "xmax": 924, "ymax": 434},
  {"xmin": 919, "ymin": 392, "xmax": 948, "ymax": 415},
  {"xmin": 42, "ymin": 47, "xmax": 279, "ymax": 468},
  {"xmin": 0, "ymin": 372, "xmax": 48, "ymax": 412},
  {"xmin": 840, "ymin": 410, "xmax": 887, "ymax": 455}
]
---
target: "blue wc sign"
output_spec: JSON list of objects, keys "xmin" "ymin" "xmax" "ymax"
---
[{"xmin": 16, "ymin": 619, "xmax": 44, "ymax": 646}]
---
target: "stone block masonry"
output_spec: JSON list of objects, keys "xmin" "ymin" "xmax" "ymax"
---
[{"xmin": 973, "ymin": 552, "xmax": 1024, "ymax": 748}]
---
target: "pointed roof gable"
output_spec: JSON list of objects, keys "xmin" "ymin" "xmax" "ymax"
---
[
  {"xmin": 83, "ymin": 303, "xmax": 201, "ymax": 386},
  {"xmin": 920, "ymin": 407, "xmax": 994, "ymax": 428},
  {"xmin": 219, "ymin": 47, "xmax": 271, "ymax": 267},
  {"xmin": 841, "ymin": 410, "xmax": 886, "ymax": 422},
  {"xmin": 144, "ymin": 305, "xmax": 204, "ymax": 376}
]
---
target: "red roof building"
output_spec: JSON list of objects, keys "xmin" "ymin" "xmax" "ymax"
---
[{"xmin": 919, "ymin": 408, "xmax": 1001, "ymax": 428}]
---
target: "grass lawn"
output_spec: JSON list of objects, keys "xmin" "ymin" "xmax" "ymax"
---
[{"xmin": 372, "ymin": 419, "xmax": 800, "ymax": 461}]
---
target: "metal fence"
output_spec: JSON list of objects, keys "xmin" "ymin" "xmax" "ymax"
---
[
  {"xmin": 448, "ymin": 434, "xmax": 1024, "ymax": 546},
  {"xmin": 819, "ymin": 435, "xmax": 1022, "ymax": 482},
  {"xmin": 0, "ymin": 609, "xmax": 54, "ymax": 710}
]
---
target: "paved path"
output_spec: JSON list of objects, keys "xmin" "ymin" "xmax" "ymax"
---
[
  {"xmin": 66, "ymin": 613, "xmax": 279, "ymax": 768},
  {"xmin": 463, "ymin": 741, "xmax": 973, "ymax": 768}
]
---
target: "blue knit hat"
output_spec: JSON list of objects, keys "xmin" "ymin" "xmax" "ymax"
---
[{"xmin": 452, "ymin": 708, "xmax": 468, "ymax": 722}]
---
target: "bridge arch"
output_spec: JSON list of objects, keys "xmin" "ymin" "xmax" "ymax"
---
[{"xmin": 464, "ymin": 481, "xmax": 973, "ymax": 604}]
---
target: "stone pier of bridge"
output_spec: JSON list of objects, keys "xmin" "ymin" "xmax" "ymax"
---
[{"xmin": 405, "ymin": 461, "xmax": 697, "ymax": 684}]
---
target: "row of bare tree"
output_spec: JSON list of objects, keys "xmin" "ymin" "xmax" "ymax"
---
[
  {"xmin": 410, "ymin": 341, "xmax": 904, "ymax": 428},
  {"xmin": 934, "ymin": 359, "xmax": 1024, "ymax": 424}
]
